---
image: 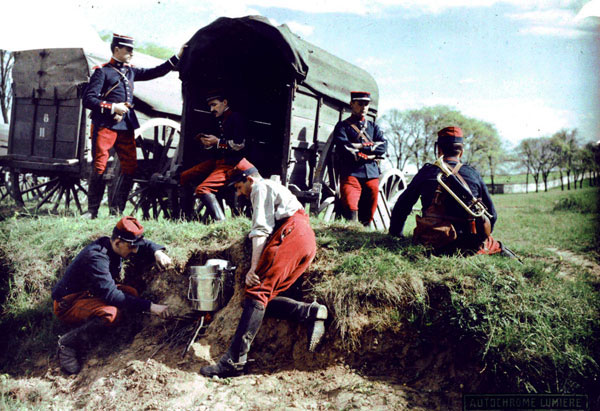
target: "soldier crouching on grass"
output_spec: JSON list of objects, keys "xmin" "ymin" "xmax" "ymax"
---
[
  {"xmin": 200, "ymin": 159, "xmax": 328, "ymax": 378},
  {"xmin": 51, "ymin": 216, "xmax": 172, "ymax": 374}
]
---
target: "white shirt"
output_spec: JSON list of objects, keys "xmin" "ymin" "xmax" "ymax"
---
[{"xmin": 249, "ymin": 178, "xmax": 303, "ymax": 239}]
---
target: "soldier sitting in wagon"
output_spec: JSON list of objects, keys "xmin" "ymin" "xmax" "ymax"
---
[{"xmin": 179, "ymin": 91, "xmax": 247, "ymax": 221}]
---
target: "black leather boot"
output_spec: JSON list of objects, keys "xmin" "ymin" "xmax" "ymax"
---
[
  {"xmin": 57, "ymin": 317, "xmax": 105, "ymax": 374},
  {"xmin": 265, "ymin": 297, "xmax": 328, "ymax": 352},
  {"xmin": 200, "ymin": 298, "xmax": 265, "ymax": 377},
  {"xmin": 198, "ymin": 193, "xmax": 226, "ymax": 222},
  {"xmin": 114, "ymin": 174, "xmax": 134, "ymax": 215},
  {"xmin": 83, "ymin": 172, "xmax": 106, "ymax": 219}
]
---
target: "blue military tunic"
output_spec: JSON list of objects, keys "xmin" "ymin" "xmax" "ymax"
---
[
  {"xmin": 83, "ymin": 55, "xmax": 179, "ymax": 131},
  {"xmin": 389, "ymin": 161, "xmax": 497, "ymax": 238},
  {"xmin": 51, "ymin": 237, "xmax": 165, "ymax": 312},
  {"xmin": 333, "ymin": 116, "xmax": 387, "ymax": 179},
  {"xmin": 208, "ymin": 109, "xmax": 247, "ymax": 165}
]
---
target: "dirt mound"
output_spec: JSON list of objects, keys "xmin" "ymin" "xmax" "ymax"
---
[{"xmin": 1, "ymin": 240, "xmax": 485, "ymax": 409}]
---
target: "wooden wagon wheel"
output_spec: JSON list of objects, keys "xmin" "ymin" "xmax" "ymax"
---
[
  {"xmin": 111, "ymin": 118, "xmax": 181, "ymax": 220},
  {"xmin": 7, "ymin": 170, "xmax": 87, "ymax": 213},
  {"xmin": 378, "ymin": 168, "xmax": 407, "ymax": 209},
  {"xmin": 0, "ymin": 167, "xmax": 10, "ymax": 202}
]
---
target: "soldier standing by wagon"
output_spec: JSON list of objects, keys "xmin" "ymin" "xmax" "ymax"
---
[
  {"xmin": 82, "ymin": 34, "xmax": 185, "ymax": 219},
  {"xmin": 179, "ymin": 91, "xmax": 247, "ymax": 221},
  {"xmin": 333, "ymin": 91, "xmax": 387, "ymax": 225}
]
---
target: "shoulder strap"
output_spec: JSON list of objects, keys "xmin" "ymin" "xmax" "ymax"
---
[
  {"xmin": 348, "ymin": 121, "xmax": 373, "ymax": 143},
  {"xmin": 101, "ymin": 66, "xmax": 127, "ymax": 99},
  {"xmin": 447, "ymin": 162, "xmax": 474, "ymax": 196}
]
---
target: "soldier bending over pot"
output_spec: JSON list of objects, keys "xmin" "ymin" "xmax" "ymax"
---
[{"xmin": 200, "ymin": 159, "xmax": 327, "ymax": 378}]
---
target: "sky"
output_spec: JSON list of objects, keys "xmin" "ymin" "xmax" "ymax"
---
[{"xmin": 3, "ymin": 0, "xmax": 600, "ymax": 149}]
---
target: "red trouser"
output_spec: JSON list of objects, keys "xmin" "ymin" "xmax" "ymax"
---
[
  {"xmin": 245, "ymin": 210, "xmax": 316, "ymax": 308},
  {"xmin": 91, "ymin": 124, "xmax": 137, "ymax": 175},
  {"xmin": 179, "ymin": 158, "xmax": 236, "ymax": 196},
  {"xmin": 476, "ymin": 235, "xmax": 502, "ymax": 255},
  {"xmin": 340, "ymin": 175, "xmax": 379, "ymax": 223},
  {"xmin": 53, "ymin": 285, "xmax": 138, "ymax": 326}
]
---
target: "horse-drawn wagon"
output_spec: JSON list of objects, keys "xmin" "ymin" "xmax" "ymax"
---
[{"xmin": 1, "ymin": 16, "xmax": 405, "ymax": 228}]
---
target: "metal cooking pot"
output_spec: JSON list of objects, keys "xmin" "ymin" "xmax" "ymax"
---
[{"xmin": 187, "ymin": 259, "xmax": 236, "ymax": 312}]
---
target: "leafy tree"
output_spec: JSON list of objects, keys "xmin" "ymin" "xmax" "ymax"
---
[
  {"xmin": 550, "ymin": 129, "xmax": 578, "ymax": 190},
  {"xmin": 517, "ymin": 138, "xmax": 539, "ymax": 193},
  {"xmin": 0, "ymin": 49, "xmax": 13, "ymax": 124},
  {"xmin": 577, "ymin": 142, "xmax": 598, "ymax": 188},
  {"xmin": 460, "ymin": 119, "xmax": 504, "ymax": 194},
  {"xmin": 536, "ymin": 137, "xmax": 560, "ymax": 192},
  {"xmin": 571, "ymin": 147, "xmax": 588, "ymax": 189},
  {"xmin": 381, "ymin": 106, "xmax": 505, "ymax": 189},
  {"xmin": 518, "ymin": 137, "xmax": 558, "ymax": 192},
  {"xmin": 99, "ymin": 30, "xmax": 176, "ymax": 60}
]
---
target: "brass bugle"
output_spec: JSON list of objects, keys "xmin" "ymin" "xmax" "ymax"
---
[{"xmin": 433, "ymin": 156, "xmax": 493, "ymax": 219}]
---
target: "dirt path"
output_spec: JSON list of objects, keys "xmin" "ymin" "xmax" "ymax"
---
[
  {"xmin": 12, "ymin": 359, "xmax": 459, "ymax": 410},
  {"xmin": 546, "ymin": 247, "xmax": 600, "ymax": 278}
]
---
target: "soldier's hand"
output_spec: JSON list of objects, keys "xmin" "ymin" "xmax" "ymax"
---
[
  {"xmin": 113, "ymin": 102, "xmax": 130, "ymax": 115},
  {"xmin": 245, "ymin": 269, "xmax": 260, "ymax": 287},
  {"xmin": 113, "ymin": 113, "xmax": 123, "ymax": 122},
  {"xmin": 154, "ymin": 250, "xmax": 172, "ymax": 270},
  {"xmin": 200, "ymin": 134, "xmax": 219, "ymax": 147},
  {"xmin": 150, "ymin": 303, "xmax": 170, "ymax": 319}
]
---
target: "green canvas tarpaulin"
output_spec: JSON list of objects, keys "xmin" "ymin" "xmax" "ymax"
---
[{"xmin": 180, "ymin": 15, "xmax": 379, "ymax": 111}]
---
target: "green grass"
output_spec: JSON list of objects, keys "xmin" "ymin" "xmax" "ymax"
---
[
  {"xmin": 0, "ymin": 187, "xmax": 598, "ymax": 399},
  {"xmin": 483, "ymin": 171, "xmax": 564, "ymax": 185}
]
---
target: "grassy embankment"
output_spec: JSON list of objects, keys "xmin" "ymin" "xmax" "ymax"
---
[{"xmin": 0, "ymin": 185, "xmax": 598, "ymax": 403}]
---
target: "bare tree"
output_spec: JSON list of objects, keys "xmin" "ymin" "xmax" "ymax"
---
[
  {"xmin": 0, "ymin": 49, "xmax": 13, "ymax": 124},
  {"xmin": 380, "ymin": 109, "xmax": 420, "ymax": 172}
]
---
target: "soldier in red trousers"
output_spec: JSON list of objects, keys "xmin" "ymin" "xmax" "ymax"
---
[
  {"xmin": 51, "ymin": 216, "xmax": 172, "ymax": 374},
  {"xmin": 200, "ymin": 159, "xmax": 327, "ymax": 378},
  {"xmin": 179, "ymin": 91, "xmax": 247, "ymax": 221},
  {"xmin": 82, "ymin": 34, "xmax": 185, "ymax": 218},
  {"xmin": 333, "ymin": 91, "xmax": 387, "ymax": 225}
]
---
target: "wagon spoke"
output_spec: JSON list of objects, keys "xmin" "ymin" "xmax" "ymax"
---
[{"xmin": 51, "ymin": 185, "xmax": 66, "ymax": 212}]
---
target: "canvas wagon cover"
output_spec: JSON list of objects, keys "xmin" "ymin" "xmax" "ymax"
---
[
  {"xmin": 180, "ymin": 15, "xmax": 379, "ymax": 111},
  {"xmin": 11, "ymin": 48, "xmax": 182, "ymax": 117}
]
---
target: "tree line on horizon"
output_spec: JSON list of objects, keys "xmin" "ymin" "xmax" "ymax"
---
[
  {"xmin": 1, "ymin": 44, "xmax": 598, "ymax": 196},
  {"xmin": 381, "ymin": 106, "xmax": 600, "ymax": 194}
]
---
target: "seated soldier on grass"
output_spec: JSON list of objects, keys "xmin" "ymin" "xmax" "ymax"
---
[
  {"xmin": 200, "ymin": 158, "xmax": 328, "ymax": 378},
  {"xmin": 389, "ymin": 126, "xmax": 508, "ymax": 256},
  {"xmin": 51, "ymin": 217, "xmax": 172, "ymax": 374}
]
